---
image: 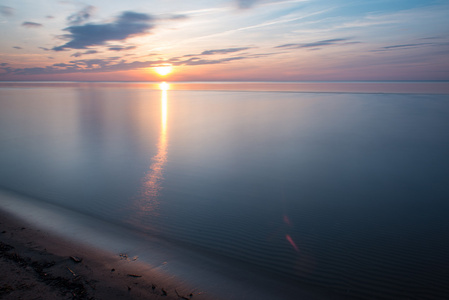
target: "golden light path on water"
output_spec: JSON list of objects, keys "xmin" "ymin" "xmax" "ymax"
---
[{"xmin": 133, "ymin": 82, "xmax": 169, "ymax": 218}]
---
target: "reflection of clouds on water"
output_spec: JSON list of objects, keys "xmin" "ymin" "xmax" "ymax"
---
[{"xmin": 133, "ymin": 83, "xmax": 169, "ymax": 217}]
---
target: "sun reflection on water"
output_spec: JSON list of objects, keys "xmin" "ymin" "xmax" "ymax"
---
[{"xmin": 133, "ymin": 83, "xmax": 169, "ymax": 217}]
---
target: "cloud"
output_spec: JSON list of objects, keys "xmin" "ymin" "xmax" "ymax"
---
[
  {"xmin": 383, "ymin": 43, "xmax": 433, "ymax": 50},
  {"xmin": 235, "ymin": 0, "xmax": 286, "ymax": 9},
  {"xmin": 173, "ymin": 56, "xmax": 246, "ymax": 66},
  {"xmin": 21, "ymin": 22, "xmax": 43, "ymax": 28},
  {"xmin": 0, "ymin": 5, "xmax": 13, "ymax": 16},
  {"xmin": 70, "ymin": 50, "xmax": 98, "ymax": 57},
  {"xmin": 237, "ymin": 0, "xmax": 259, "ymax": 9},
  {"xmin": 172, "ymin": 46, "xmax": 257, "ymax": 66},
  {"xmin": 168, "ymin": 14, "xmax": 189, "ymax": 20},
  {"xmin": 52, "ymin": 11, "xmax": 154, "ymax": 51},
  {"xmin": 174, "ymin": 47, "xmax": 253, "ymax": 65},
  {"xmin": 118, "ymin": 11, "xmax": 152, "ymax": 23},
  {"xmin": 0, "ymin": 5, "xmax": 14, "ymax": 17},
  {"xmin": 108, "ymin": 45, "xmax": 137, "ymax": 51},
  {"xmin": 53, "ymin": 63, "xmax": 74, "ymax": 68},
  {"xmin": 201, "ymin": 47, "xmax": 251, "ymax": 55},
  {"xmin": 13, "ymin": 46, "xmax": 22, "ymax": 50},
  {"xmin": 2, "ymin": 43, "xmax": 253, "ymax": 76},
  {"xmin": 2, "ymin": 53, "xmax": 250, "ymax": 76},
  {"xmin": 67, "ymin": 5, "xmax": 95, "ymax": 25},
  {"xmin": 275, "ymin": 38, "xmax": 352, "ymax": 49},
  {"xmin": 157, "ymin": 14, "xmax": 189, "ymax": 21},
  {"xmin": 69, "ymin": 58, "xmax": 117, "ymax": 68},
  {"xmin": 184, "ymin": 47, "xmax": 251, "ymax": 57},
  {"xmin": 418, "ymin": 36, "xmax": 442, "ymax": 41},
  {"xmin": 2, "ymin": 57, "xmax": 155, "ymax": 75}
]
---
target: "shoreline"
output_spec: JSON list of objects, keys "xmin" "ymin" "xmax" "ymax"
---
[
  {"xmin": 0, "ymin": 190, "xmax": 353, "ymax": 300},
  {"xmin": 0, "ymin": 208, "xmax": 206, "ymax": 300}
]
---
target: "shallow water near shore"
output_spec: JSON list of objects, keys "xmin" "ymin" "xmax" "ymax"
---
[{"xmin": 1, "ymin": 82, "xmax": 449, "ymax": 299}]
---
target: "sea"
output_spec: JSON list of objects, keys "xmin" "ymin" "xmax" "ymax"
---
[{"xmin": 1, "ymin": 81, "xmax": 449, "ymax": 299}]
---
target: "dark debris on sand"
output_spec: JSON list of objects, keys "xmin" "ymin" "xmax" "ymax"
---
[
  {"xmin": 0, "ymin": 212, "xmax": 206, "ymax": 300},
  {"xmin": 0, "ymin": 241, "xmax": 92, "ymax": 299},
  {"xmin": 0, "ymin": 239, "xmax": 202, "ymax": 300}
]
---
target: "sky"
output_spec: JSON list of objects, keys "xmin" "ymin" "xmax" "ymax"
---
[{"xmin": 0, "ymin": 0, "xmax": 448, "ymax": 81}]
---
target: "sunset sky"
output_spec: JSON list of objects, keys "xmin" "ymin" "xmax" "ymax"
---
[{"xmin": 1, "ymin": 0, "xmax": 448, "ymax": 81}]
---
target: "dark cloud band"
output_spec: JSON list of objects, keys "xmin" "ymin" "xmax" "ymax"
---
[
  {"xmin": 183, "ymin": 47, "xmax": 251, "ymax": 57},
  {"xmin": 22, "ymin": 22, "xmax": 43, "ymax": 28},
  {"xmin": 276, "ymin": 38, "xmax": 350, "ymax": 49},
  {"xmin": 53, "ymin": 11, "xmax": 154, "ymax": 51}
]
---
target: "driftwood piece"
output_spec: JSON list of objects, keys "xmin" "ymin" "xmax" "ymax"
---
[
  {"xmin": 70, "ymin": 256, "xmax": 82, "ymax": 263},
  {"xmin": 66, "ymin": 266, "xmax": 76, "ymax": 277}
]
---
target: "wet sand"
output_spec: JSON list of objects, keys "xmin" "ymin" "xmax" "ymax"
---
[
  {"xmin": 0, "ymin": 193, "xmax": 347, "ymax": 300},
  {"xmin": 0, "ymin": 209, "xmax": 207, "ymax": 300}
]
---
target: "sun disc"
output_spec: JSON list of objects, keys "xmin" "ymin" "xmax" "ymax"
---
[{"xmin": 154, "ymin": 65, "xmax": 173, "ymax": 76}]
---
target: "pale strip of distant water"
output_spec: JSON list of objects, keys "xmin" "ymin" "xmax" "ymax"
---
[{"xmin": 1, "ymin": 80, "xmax": 449, "ymax": 94}]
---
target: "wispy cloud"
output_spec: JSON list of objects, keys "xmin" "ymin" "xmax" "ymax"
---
[
  {"xmin": 169, "ymin": 47, "xmax": 258, "ymax": 66},
  {"xmin": 237, "ymin": 0, "xmax": 259, "ymax": 9},
  {"xmin": 67, "ymin": 5, "xmax": 95, "ymax": 25},
  {"xmin": 184, "ymin": 47, "xmax": 251, "ymax": 57},
  {"xmin": 235, "ymin": 0, "xmax": 303, "ymax": 10},
  {"xmin": 418, "ymin": 36, "xmax": 443, "ymax": 41},
  {"xmin": 368, "ymin": 40, "xmax": 447, "ymax": 53},
  {"xmin": 1, "ymin": 51, "xmax": 251, "ymax": 76},
  {"xmin": 160, "ymin": 14, "xmax": 189, "ymax": 21},
  {"xmin": 173, "ymin": 56, "xmax": 246, "ymax": 65},
  {"xmin": 108, "ymin": 45, "xmax": 137, "ymax": 51},
  {"xmin": 70, "ymin": 50, "xmax": 99, "ymax": 57},
  {"xmin": 22, "ymin": 22, "xmax": 43, "ymax": 28},
  {"xmin": 190, "ymin": 7, "xmax": 332, "ymax": 43},
  {"xmin": 202, "ymin": 47, "xmax": 251, "ymax": 55},
  {"xmin": 1, "ymin": 57, "xmax": 153, "ymax": 75},
  {"xmin": 13, "ymin": 46, "xmax": 22, "ymax": 50},
  {"xmin": 275, "ymin": 38, "xmax": 353, "ymax": 49},
  {"xmin": 383, "ymin": 43, "xmax": 433, "ymax": 50},
  {"xmin": 0, "ymin": 5, "xmax": 13, "ymax": 16},
  {"xmin": 53, "ymin": 11, "xmax": 154, "ymax": 51}
]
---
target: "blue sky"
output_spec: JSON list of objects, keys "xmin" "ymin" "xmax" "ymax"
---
[{"xmin": 0, "ymin": 0, "xmax": 448, "ymax": 81}]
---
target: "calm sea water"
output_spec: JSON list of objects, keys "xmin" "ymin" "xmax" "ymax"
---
[{"xmin": 1, "ymin": 82, "xmax": 449, "ymax": 299}]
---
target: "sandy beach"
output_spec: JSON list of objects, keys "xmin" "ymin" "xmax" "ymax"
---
[
  {"xmin": 0, "ymin": 190, "xmax": 347, "ymax": 300},
  {"xmin": 0, "ymin": 209, "xmax": 207, "ymax": 300}
]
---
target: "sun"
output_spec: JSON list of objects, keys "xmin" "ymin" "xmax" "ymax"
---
[{"xmin": 154, "ymin": 64, "xmax": 173, "ymax": 76}]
